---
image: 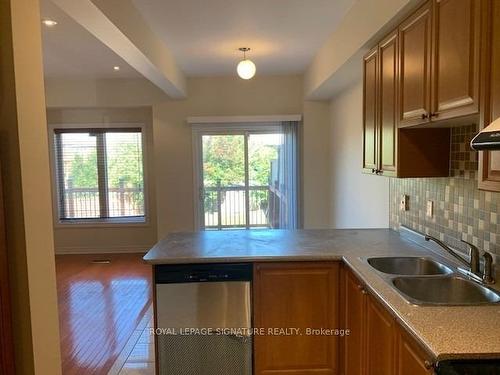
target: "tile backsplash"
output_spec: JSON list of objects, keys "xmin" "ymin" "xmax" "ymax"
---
[{"xmin": 390, "ymin": 124, "xmax": 500, "ymax": 255}]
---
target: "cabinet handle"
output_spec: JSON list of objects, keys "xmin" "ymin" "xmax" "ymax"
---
[
  {"xmin": 429, "ymin": 112, "xmax": 438, "ymax": 118},
  {"xmin": 361, "ymin": 289, "xmax": 368, "ymax": 295},
  {"xmin": 424, "ymin": 360, "xmax": 434, "ymax": 370},
  {"xmin": 421, "ymin": 113, "xmax": 429, "ymax": 119},
  {"xmin": 372, "ymin": 168, "xmax": 376, "ymax": 174}
]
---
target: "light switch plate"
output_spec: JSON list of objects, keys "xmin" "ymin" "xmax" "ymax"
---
[
  {"xmin": 400, "ymin": 195, "xmax": 409, "ymax": 211},
  {"xmin": 426, "ymin": 200, "xmax": 434, "ymax": 217}
]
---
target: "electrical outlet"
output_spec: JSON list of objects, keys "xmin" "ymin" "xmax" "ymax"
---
[
  {"xmin": 426, "ymin": 200, "xmax": 434, "ymax": 217},
  {"xmin": 400, "ymin": 195, "xmax": 409, "ymax": 211}
]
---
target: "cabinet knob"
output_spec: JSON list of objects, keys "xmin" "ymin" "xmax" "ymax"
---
[
  {"xmin": 421, "ymin": 113, "xmax": 429, "ymax": 119},
  {"xmin": 429, "ymin": 112, "xmax": 438, "ymax": 118},
  {"xmin": 424, "ymin": 360, "xmax": 434, "ymax": 370},
  {"xmin": 371, "ymin": 168, "xmax": 377, "ymax": 173}
]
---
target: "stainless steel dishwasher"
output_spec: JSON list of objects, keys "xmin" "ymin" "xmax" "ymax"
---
[{"xmin": 155, "ymin": 263, "xmax": 252, "ymax": 375}]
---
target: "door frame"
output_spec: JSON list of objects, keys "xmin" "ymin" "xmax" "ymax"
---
[{"xmin": 191, "ymin": 122, "xmax": 283, "ymax": 230}]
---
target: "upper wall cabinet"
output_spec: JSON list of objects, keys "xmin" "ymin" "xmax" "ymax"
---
[
  {"xmin": 398, "ymin": 2, "xmax": 433, "ymax": 127},
  {"xmin": 431, "ymin": 0, "xmax": 482, "ymax": 120},
  {"xmin": 363, "ymin": 47, "xmax": 379, "ymax": 174},
  {"xmin": 398, "ymin": 0, "xmax": 482, "ymax": 127},
  {"xmin": 363, "ymin": 30, "xmax": 451, "ymax": 178},
  {"xmin": 479, "ymin": 0, "xmax": 500, "ymax": 192}
]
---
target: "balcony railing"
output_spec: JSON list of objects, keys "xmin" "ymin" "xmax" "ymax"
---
[
  {"xmin": 62, "ymin": 183, "xmax": 144, "ymax": 219},
  {"xmin": 203, "ymin": 184, "xmax": 283, "ymax": 229}
]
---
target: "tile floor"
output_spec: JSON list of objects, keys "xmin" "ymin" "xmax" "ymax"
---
[{"xmin": 108, "ymin": 305, "xmax": 155, "ymax": 375}]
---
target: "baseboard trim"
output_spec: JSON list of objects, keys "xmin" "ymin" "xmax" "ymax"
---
[{"xmin": 55, "ymin": 244, "xmax": 154, "ymax": 255}]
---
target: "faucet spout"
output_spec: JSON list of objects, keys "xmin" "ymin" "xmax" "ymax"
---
[{"xmin": 424, "ymin": 235, "xmax": 470, "ymax": 268}]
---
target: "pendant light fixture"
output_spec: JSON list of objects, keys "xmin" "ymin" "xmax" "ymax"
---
[{"xmin": 237, "ymin": 47, "xmax": 256, "ymax": 80}]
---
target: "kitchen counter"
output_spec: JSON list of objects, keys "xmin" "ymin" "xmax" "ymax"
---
[{"xmin": 143, "ymin": 228, "xmax": 500, "ymax": 362}]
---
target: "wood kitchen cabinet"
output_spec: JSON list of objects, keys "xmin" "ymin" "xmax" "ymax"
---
[
  {"xmin": 431, "ymin": 0, "xmax": 481, "ymax": 121},
  {"xmin": 340, "ymin": 267, "xmax": 434, "ymax": 375},
  {"xmin": 363, "ymin": 29, "xmax": 451, "ymax": 178},
  {"xmin": 398, "ymin": 1, "xmax": 433, "ymax": 127},
  {"xmin": 363, "ymin": 47, "xmax": 379, "ymax": 173},
  {"xmin": 398, "ymin": 0, "xmax": 482, "ymax": 127},
  {"xmin": 253, "ymin": 262, "xmax": 340, "ymax": 375},
  {"xmin": 479, "ymin": 0, "xmax": 500, "ymax": 192},
  {"xmin": 365, "ymin": 295, "xmax": 396, "ymax": 375},
  {"xmin": 396, "ymin": 326, "xmax": 434, "ymax": 375},
  {"xmin": 341, "ymin": 265, "xmax": 367, "ymax": 375}
]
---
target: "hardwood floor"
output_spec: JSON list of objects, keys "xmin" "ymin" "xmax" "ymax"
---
[{"xmin": 55, "ymin": 253, "xmax": 152, "ymax": 375}]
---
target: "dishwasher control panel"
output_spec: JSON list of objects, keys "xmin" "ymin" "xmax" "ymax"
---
[{"xmin": 155, "ymin": 263, "xmax": 253, "ymax": 284}]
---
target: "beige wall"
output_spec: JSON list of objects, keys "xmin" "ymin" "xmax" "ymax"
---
[
  {"xmin": 0, "ymin": 0, "xmax": 62, "ymax": 373},
  {"xmin": 46, "ymin": 107, "xmax": 158, "ymax": 253},
  {"xmin": 328, "ymin": 76, "xmax": 390, "ymax": 228},
  {"xmin": 153, "ymin": 75, "xmax": 307, "ymax": 236},
  {"xmin": 302, "ymin": 101, "xmax": 331, "ymax": 228},
  {"xmin": 44, "ymin": 75, "xmax": 334, "ymax": 241}
]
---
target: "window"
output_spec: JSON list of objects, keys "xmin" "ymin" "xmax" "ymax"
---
[
  {"xmin": 193, "ymin": 121, "xmax": 299, "ymax": 230},
  {"xmin": 52, "ymin": 127, "xmax": 145, "ymax": 223}
]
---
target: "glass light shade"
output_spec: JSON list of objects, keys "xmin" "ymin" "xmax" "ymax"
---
[{"xmin": 237, "ymin": 59, "xmax": 256, "ymax": 79}]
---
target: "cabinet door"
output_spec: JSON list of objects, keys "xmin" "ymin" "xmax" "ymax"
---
[
  {"xmin": 366, "ymin": 295, "xmax": 395, "ymax": 375},
  {"xmin": 399, "ymin": 1, "xmax": 433, "ymax": 127},
  {"xmin": 253, "ymin": 262, "xmax": 340, "ymax": 375},
  {"xmin": 431, "ymin": 0, "xmax": 481, "ymax": 120},
  {"xmin": 363, "ymin": 47, "xmax": 379, "ymax": 173},
  {"xmin": 341, "ymin": 268, "xmax": 367, "ymax": 375},
  {"xmin": 479, "ymin": 0, "xmax": 500, "ymax": 191},
  {"xmin": 379, "ymin": 31, "xmax": 398, "ymax": 176},
  {"xmin": 396, "ymin": 327, "xmax": 434, "ymax": 375}
]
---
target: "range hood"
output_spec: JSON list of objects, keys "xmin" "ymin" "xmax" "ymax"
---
[{"xmin": 471, "ymin": 117, "xmax": 500, "ymax": 150}]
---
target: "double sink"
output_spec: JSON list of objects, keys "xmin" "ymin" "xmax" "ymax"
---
[{"xmin": 366, "ymin": 257, "xmax": 500, "ymax": 305}]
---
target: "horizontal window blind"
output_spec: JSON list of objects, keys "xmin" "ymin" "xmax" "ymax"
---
[{"xmin": 53, "ymin": 128, "xmax": 145, "ymax": 221}]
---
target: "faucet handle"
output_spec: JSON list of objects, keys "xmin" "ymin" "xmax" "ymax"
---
[
  {"xmin": 460, "ymin": 239, "xmax": 480, "ymax": 253},
  {"xmin": 483, "ymin": 252, "xmax": 495, "ymax": 284},
  {"xmin": 460, "ymin": 239, "xmax": 481, "ymax": 274}
]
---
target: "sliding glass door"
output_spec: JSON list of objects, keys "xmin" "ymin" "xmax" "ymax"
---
[{"xmin": 194, "ymin": 123, "xmax": 298, "ymax": 230}]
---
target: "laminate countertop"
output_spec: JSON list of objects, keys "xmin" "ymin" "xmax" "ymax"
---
[{"xmin": 143, "ymin": 228, "xmax": 500, "ymax": 362}]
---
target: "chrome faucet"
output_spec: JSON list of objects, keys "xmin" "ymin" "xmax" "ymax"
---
[
  {"xmin": 424, "ymin": 235, "xmax": 495, "ymax": 284},
  {"xmin": 424, "ymin": 235, "xmax": 475, "ymax": 269},
  {"xmin": 483, "ymin": 252, "xmax": 496, "ymax": 285}
]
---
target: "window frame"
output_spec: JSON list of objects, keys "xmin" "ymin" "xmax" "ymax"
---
[
  {"xmin": 48, "ymin": 122, "xmax": 150, "ymax": 227},
  {"xmin": 191, "ymin": 122, "xmax": 296, "ymax": 230}
]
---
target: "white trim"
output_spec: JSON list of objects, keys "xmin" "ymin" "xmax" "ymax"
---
[
  {"xmin": 55, "ymin": 244, "xmax": 153, "ymax": 255},
  {"xmin": 187, "ymin": 115, "xmax": 302, "ymax": 125}
]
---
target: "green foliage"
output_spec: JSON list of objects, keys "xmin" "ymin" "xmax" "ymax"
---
[
  {"xmin": 66, "ymin": 140, "xmax": 144, "ymax": 209},
  {"xmin": 107, "ymin": 143, "xmax": 143, "ymax": 189},
  {"xmin": 203, "ymin": 135, "xmax": 245, "ymax": 186},
  {"xmin": 68, "ymin": 152, "xmax": 98, "ymax": 188},
  {"xmin": 202, "ymin": 135, "xmax": 278, "ymax": 213}
]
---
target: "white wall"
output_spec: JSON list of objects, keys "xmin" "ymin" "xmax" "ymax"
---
[{"xmin": 329, "ymin": 76, "xmax": 390, "ymax": 228}]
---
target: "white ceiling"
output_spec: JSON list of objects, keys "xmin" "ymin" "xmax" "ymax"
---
[
  {"xmin": 41, "ymin": 0, "xmax": 141, "ymax": 79},
  {"xmin": 41, "ymin": 0, "xmax": 356, "ymax": 79},
  {"xmin": 132, "ymin": 0, "xmax": 357, "ymax": 76}
]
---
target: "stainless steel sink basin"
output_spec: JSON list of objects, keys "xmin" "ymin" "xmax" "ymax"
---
[
  {"xmin": 367, "ymin": 257, "xmax": 453, "ymax": 276},
  {"xmin": 393, "ymin": 276, "xmax": 500, "ymax": 305}
]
